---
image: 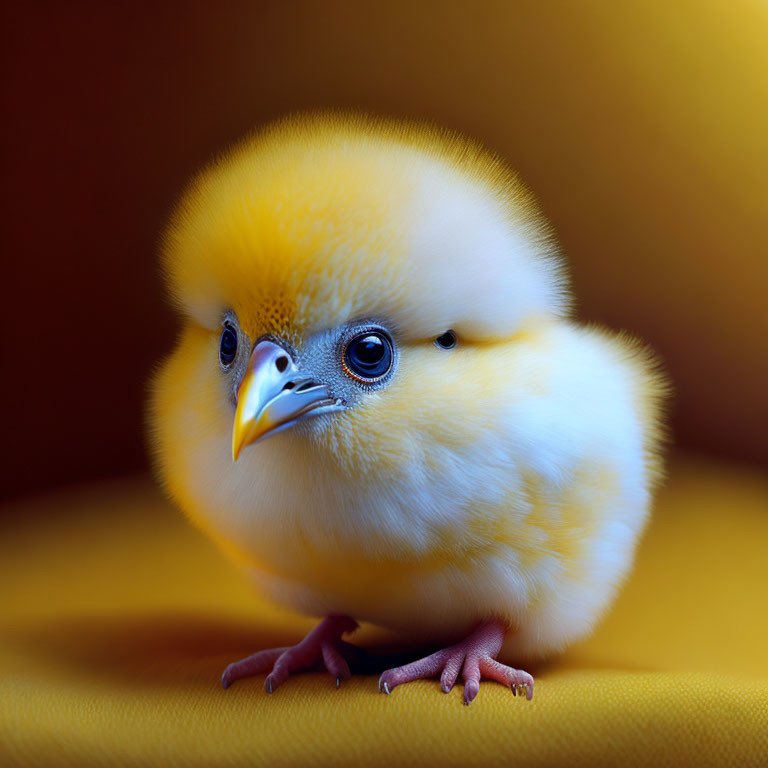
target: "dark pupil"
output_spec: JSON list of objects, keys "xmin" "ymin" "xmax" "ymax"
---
[
  {"xmin": 346, "ymin": 333, "xmax": 391, "ymax": 379},
  {"xmin": 435, "ymin": 331, "xmax": 456, "ymax": 349},
  {"xmin": 354, "ymin": 336, "xmax": 385, "ymax": 366},
  {"xmin": 219, "ymin": 326, "xmax": 238, "ymax": 365}
]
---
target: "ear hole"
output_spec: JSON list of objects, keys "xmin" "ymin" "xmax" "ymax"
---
[{"xmin": 434, "ymin": 330, "xmax": 457, "ymax": 350}]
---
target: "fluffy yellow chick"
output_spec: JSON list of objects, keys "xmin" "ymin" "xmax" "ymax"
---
[{"xmin": 150, "ymin": 113, "xmax": 666, "ymax": 704}]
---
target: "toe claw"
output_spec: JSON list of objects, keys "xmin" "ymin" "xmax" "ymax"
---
[
  {"xmin": 512, "ymin": 682, "xmax": 532, "ymax": 700},
  {"xmin": 463, "ymin": 680, "xmax": 480, "ymax": 705},
  {"xmin": 336, "ymin": 676, "xmax": 341, "ymax": 689},
  {"xmin": 265, "ymin": 676, "xmax": 273, "ymax": 694}
]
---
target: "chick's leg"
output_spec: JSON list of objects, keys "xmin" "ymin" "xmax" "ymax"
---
[
  {"xmin": 378, "ymin": 618, "xmax": 533, "ymax": 705},
  {"xmin": 221, "ymin": 614, "xmax": 360, "ymax": 692}
]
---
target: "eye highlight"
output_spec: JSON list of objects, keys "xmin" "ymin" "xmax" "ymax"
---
[
  {"xmin": 219, "ymin": 324, "xmax": 238, "ymax": 368},
  {"xmin": 343, "ymin": 331, "xmax": 393, "ymax": 383},
  {"xmin": 434, "ymin": 330, "xmax": 457, "ymax": 349}
]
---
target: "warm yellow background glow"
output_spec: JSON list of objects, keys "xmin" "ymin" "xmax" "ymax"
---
[{"xmin": 2, "ymin": 3, "xmax": 767, "ymax": 764}]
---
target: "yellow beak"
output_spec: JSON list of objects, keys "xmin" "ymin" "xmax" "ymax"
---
[{"xmin": 232, "ymin": 339, "xmax": 342, "ymax": 461}]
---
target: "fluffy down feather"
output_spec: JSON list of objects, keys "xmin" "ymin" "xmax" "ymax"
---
[{"xmin": 150, "ymin": 112, "xmax": 666, "ymax": 665}]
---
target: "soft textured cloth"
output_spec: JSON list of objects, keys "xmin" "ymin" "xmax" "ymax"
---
[{"xmin": 1, "ymin": 455, "xmax": 766, "ymax": 767}]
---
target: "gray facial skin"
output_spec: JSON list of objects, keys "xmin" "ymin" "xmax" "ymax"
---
[{"xmin": 220, "ymin": 310, "xmax": 400, "ymax": 413}]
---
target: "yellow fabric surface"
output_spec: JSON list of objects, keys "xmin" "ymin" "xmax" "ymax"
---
[{"xmin": 1, "ymin": 455, "xmax": 766, "ymax": 767}]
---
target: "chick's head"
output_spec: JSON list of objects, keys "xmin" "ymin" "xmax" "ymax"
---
[{"xmin": 153, "ymin": 114, "xmax": 568, "ymax": 491}]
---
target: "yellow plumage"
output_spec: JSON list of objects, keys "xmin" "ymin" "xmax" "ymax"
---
[{"xmin": 150, "ymin": 112, "xmax": 667, "ymax": 703}]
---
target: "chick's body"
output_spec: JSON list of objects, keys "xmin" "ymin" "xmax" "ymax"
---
[{"xmin": 151, "ymin": 115, "xmax": 665, "ymax": 697}]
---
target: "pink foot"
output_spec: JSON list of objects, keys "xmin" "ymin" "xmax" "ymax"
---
[
  {"xmin": 221, "ymin": 614, "xmax": 360, "ymax": 693},
  {"xmin": 378, "ymin": 619, "xmax": 534, "ymax": 705}
]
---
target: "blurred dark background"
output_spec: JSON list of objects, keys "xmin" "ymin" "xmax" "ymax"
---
[{"xmin": 2, "ymin": 0, "xmax": 767, "ymax": 502}]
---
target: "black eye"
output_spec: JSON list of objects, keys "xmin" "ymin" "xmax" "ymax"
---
[
  {"xmin": 343, "ymin": 331, "xmax": 393, "ymax": 382},
  {"xmin": 434, "ymin": 330, "xmax": 457, "ymax": 349},
  {"xmin": 219, "ymin": 324, "xmax": 238, "ymax": 368}
]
